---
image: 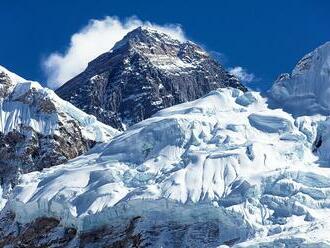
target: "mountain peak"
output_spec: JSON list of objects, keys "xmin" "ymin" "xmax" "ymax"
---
[
  {"xmin": 270, "ymin": 41, "xmax": 330, "ymax": 115},
  {"xmin": 126, "ymin": 30, "xmax": 206, "ymax": 73},
  {"xmin": 121, "ymin": 26, "xmax": 171, "ymax": 40},
  {"xmin": 56, "ymin": 28, "xmax": 246, "ymax": 130},
  {"xmin": 112, "ymin": 26, "xmax": 183, "ymax": 51}
]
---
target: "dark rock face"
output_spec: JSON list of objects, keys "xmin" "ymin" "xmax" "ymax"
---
[
  {"xmin": 56, "ymin": 27, "xmax": 246, "ymax": 130},
  {"xmin": 0, "ymin": 213, "xmax": 246, "ymax": 247},
  {"xmin": 0, "ymin": 77, "xmax": 91, "ymax": 188},
  {"xmin": 0, "ymin": 212, "xmax": 77, "ymax": 248},
  {"xmin": 0, "ymin": 71, "xmax": 15, "ymax": 98},
  {"xmin": 0, "ymin": 122, "xmax": 95, "ymax": 192}
]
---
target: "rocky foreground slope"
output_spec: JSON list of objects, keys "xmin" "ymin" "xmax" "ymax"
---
[
  {"xmin": 56, "ymin": 27, "xmax": 246, "ymax": 130},
  {"xmin": 0, "ymin": 66, "xmax": 119, "ymax": 205},
  {"xmin": 2, "ymin": 42, "xmax": 330, "ymax": 247}
]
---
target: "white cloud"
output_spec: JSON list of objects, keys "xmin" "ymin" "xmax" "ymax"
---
[
  {"xmin": 229, "ymin": 66, "xmax": 255, "ymax": 83},
  {"xmin": 43, "ymin": 16, "xmax": 186, "ymax": 89}
]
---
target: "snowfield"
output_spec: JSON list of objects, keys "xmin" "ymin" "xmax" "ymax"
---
[{"xmin": 8, "ymin": 87, "xmax": 330, "ymax": 246}]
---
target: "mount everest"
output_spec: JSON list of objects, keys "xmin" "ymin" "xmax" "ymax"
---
[
  {"xmin": 56, "ymin": 27, "xmax": 246, "ymax": 130},
  {"xmin": 0, "ymin": 27, "xmax": 330, "ymax": 247}
]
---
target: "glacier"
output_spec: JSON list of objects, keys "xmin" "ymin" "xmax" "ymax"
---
[{"xmin": 6, "ymin": 86, "xmax": 330, "ymax": 246}]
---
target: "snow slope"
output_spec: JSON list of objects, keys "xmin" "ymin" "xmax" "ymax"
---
[
  {"xmin": 8, "ymin": 87, "xmax": 330, "ymax": 246},
  {"xmin": 0, "ymin": 65, "xmax": 118, "ymax": 142},
  {"xmin": 270, "ymin": 41, "xmax": 330, "ymax": 116}
]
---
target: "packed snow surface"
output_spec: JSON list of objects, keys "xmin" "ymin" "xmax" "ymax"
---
[{"xmin": 9, "ymin": 87, "xmax": 330, "ymax": 246}]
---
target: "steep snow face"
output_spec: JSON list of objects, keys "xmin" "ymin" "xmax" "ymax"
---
[
  {"xmin": 0, "ymin": 66, "xmax": 119, "ymax": 203},
  {"xmin": 270, "ymin": 42, "xmax": 330, "ymax": 115},
  {"xmin": 0, "ymin": 66, "xmax": 118, "ymax": 140},
  {"xmin": 0, "ymin": 65, "xmax": 26, "ymax": 82},
  {"xmin": 56, "ymin": 27, "xmax": 246, "ymax": 130},
  {"xmin": 9, "ymin": 87, "xmax": 330, "ymax": 246}
]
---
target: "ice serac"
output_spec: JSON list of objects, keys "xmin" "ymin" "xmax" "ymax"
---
[
  {"xmin": 8, "ymin": 87, "xmax": 330, "ymax": 246},
  {"xmin": 270, "ymin": 41, "xmax": 330, "ymax": 115},
  {"xmin": 0, "ymin": 66, "xmax": 119, "ymax": 200},
  {"xmin": 56, "ymin": 26, "xmax": 246, "ymax": 130}
]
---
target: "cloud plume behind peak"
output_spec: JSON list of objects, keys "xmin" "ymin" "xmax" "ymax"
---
[
  {"xmin": 43, "ymin": 16, "xmax": 186, "ymax": 89},
  {"xmin": 229, "ymin": 66, "xmax": 255, "ymax": 83}
]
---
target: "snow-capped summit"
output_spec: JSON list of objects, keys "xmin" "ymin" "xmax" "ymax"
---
[
  {"xmin": 111, "ymin": 26, "xmax": 186, "ymax": 51},
  {"xmin": 56, "ymin": 26, "xmax": 246, "ymax": 130},
  {"xmin": 270, "ymin": 41, "xmax": 330, "ymax": 115},
  {"xmin": 0, "ymin": 66, "xmax": 119, "ymax": 202},
  {"xmin": 110, "ymin": 26, "xmax": 208, "ymax": 72}
]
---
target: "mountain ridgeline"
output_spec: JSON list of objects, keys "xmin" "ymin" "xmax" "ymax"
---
[{"xmin": 56, "ymin": 27, "xmax": 246, "ymax": 130}]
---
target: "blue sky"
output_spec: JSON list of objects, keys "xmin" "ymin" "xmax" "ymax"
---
[{"xmin": 1, "ymin": 0, "xmax": 329, "ymax": 91}]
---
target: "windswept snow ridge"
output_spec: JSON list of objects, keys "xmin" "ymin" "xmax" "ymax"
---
[
  {"xmin": 0, "ymin": 66, "xmax": 118, "ymax": 141},
  {"xmin": 8, "ymin": 87, "xmax": 330, "ymax": 246}
]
